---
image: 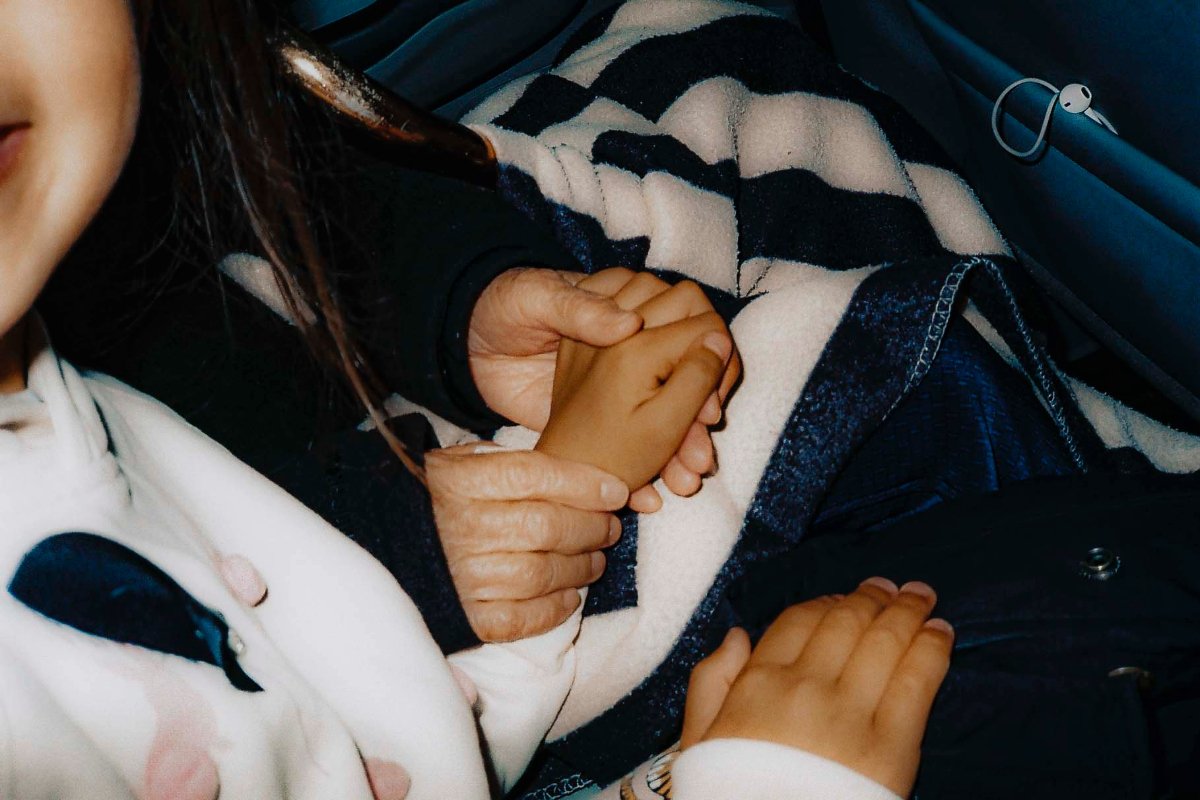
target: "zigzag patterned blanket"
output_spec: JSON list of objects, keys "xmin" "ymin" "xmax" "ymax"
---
[{"xmin": 457, "ymin": 0, "xmax": 1200, "ymax": 784}]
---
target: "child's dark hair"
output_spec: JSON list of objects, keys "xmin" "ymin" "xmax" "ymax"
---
[{"xmin": 128, "ymin": 0, "xmax": 424, "ymax": 478}]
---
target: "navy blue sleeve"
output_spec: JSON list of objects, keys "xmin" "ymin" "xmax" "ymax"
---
[
  {"xmin": 264, "ymin": 414, "xmax": 481, "ymax": 654},
  {"xmin": 342, "ymin": 161, "xmax": 585, "ymax": 433}
]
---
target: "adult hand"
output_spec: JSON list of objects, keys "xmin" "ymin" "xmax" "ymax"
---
[
  {"xmin": 469, "ymin": 268, "xmax": 642, "ymax": 432},
  {"xmin": 469, "ymin": 267, "xmax": 741, "ymax": 512},
  {"xmin": 426, "ymin": 443, "xmax": 628, "ymax": 643},
  {"xmin": 686, "ymin": 578, "xmax": 954, "ymax": 798}
]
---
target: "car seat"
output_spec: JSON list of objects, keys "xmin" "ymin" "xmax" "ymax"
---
[
  {"xmin": 291, "ymin": 0, "xmax": 799, "ymax": 118},
  {"xmin": 815, "ymin": 0, "xmax": 1200, "ymax": 423}
]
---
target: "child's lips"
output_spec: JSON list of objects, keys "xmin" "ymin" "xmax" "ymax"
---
[{"xmin": 0, "ymin": 123, "xmax": 30, "ymax": 183}]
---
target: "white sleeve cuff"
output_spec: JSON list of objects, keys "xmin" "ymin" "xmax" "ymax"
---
[{"xmin": 671, "ymin": 739, "xmax": 903, "ymax": 800}]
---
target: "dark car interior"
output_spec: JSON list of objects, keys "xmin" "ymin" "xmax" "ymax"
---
[{"xmin": 295, "ymin": 0, "xmax": 1200, "ymax": 432}]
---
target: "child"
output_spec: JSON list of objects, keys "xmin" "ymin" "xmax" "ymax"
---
[{"xmin": 0, "ymin": 0, "xmax": 953, "ymax": 798}]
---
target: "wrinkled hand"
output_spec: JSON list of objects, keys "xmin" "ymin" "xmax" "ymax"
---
[
  {"xmin": 468, "ymin": 267, "xmax": 740, "ymax": 512},
  {"xmin": 426, "ymin": 443, "xmax": 628, "ymax": 643},
  {"xmin": 684, "ymin": 578, "xmax": 954, "ymax": 797}
]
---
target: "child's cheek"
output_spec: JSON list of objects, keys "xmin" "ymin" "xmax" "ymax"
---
[{"xmin": 0, "ymin": 0, "xmax": 142, "ymax": 340}]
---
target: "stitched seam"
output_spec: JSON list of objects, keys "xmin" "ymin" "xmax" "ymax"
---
[
  {"xmin": 892, "ymin": 255, "xmax": 981, "ymax": 413},
  {"xmin": 524, "ymin": 773, "xmax": 595, "ymax": 800},
  {"xmin": 981, "ymin": 260, "xmax": 1087, "ymax": 471}
]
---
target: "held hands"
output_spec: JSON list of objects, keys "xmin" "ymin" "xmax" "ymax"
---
[
  {"xmin": 535, "ymin": 272, "xmax": 736, "ymax": 492},
  {"xmin": 681, "ymin": 579, "xmax": 954, "ymax": 798},
  {"xmin": 468, "ymin": 267, "xmax": 740, "ymax": 512},
  {"xmin": 438, "ymin": 268, "xmax": 738, "ymax": 642}
]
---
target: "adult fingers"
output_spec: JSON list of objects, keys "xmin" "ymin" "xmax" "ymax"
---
[
  {"xmin": 837, "ymin": 582, "xmax": 938, "ymax": 711},
  {"xmin": 792, "ymin": 578, "xmax": 898, "ymax": 681},
  {"xmin": 718, "ymin": 346, "xmax": 742, "ymax": 403},
  {"xmin": 682, "ymin": 628, "xmax": 753, "ymax": 749},
  {"xmin": 455, "ymin": 500, "xmax": 619, "ymax": 556},
  {"xmin": 465, "ymin": 590, "xmax": 582, "ymax": 643},
  {"xmin": 428, "ymin": 447, "xmax": 628, "ymax": 511},
  {"xmin": 542, "ymin": 271, "xmax": 643, "ymax": 347},
  {"xmin": 874, "ymin": 619, "xmax": 955, "ymax": 738},
  {"xmin": 629, "ymin": 484, "xmax": 664, "ymax": 513},
  {"xmin": 450, "ymin": 550, "xmax": 606, "ymax": 601},
  {"xmin": 748, "ymin": 595, "xmax": 840, "ymax": 668},
  {"xmin": 677, "ymin": 422, "xmax": 715, "ymax": 475},
  {"xmin": 661, "ymin": 456, "xmax": 702, "ymax": 497}
]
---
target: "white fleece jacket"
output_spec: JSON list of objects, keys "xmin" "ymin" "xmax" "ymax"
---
[{"xmin": 0, "ymin": 324, "xmax": 897, "ymax": 800}]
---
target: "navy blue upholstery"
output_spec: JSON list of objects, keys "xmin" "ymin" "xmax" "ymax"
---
[
  {"xmin": 292, "ymin": 0, "xmax": 799, "ymax": 117},
  {"xmin": 818, "ymin": 0, "xmax": 1200, "ymax": 419}
]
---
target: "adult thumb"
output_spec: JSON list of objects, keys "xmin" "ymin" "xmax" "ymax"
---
[{"xmin": 545, "ymin": 273, "xmax": 642, "ymax": 347}]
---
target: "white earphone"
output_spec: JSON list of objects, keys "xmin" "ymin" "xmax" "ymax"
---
[{"xmin": 991, "ymin": 77, "xmax": 1118, "ymax": 160}]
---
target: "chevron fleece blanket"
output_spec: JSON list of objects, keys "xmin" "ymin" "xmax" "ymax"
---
[{"xmin": 462, "ymin": 0, "xmax": 1200, "ymax": 783}]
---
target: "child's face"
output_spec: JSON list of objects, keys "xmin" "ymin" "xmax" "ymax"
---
[{"xmin": 0, "ymin": 0, "xmax": 141, "ymax": 341}]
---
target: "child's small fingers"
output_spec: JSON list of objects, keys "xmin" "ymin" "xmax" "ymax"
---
[
  {"xmin": 682, "ymin": 628, "xmax": 752, "ymax": 748},
  {"xmin": 792, "ymin": 578, "xmax": 897, "ymax": 681},
  {"xmin": 836, "ymin": 582, "xmax": 937, "ymax": 711},
  {"xmin": 699, "ymin": 394, "xmax": 722, "ymax": 426},
  {"xmin": 644, "ymin": 326, "xmax": 730, "ymax": 435},
  {"xmin": 612, "ymin": 271, "xmax": 673, "ymax": 311},
  {"xmin": 748, "ymin": 595, "xmax": 839, "ymax": 667},
  {"xmin": 573, "ymin": 267, "xmax": 637, "ymax": 296},
  {"xmin": 874, "ymin": 619, "xmax": 955, "ymax": 739},
  {"xmin": 637, "ymin": 279, "xmax": 714, "ymax": 327}
]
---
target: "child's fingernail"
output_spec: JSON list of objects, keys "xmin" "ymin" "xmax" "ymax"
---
[
  {"xmin": 702, "ymin": 332, "xmax": 732, "ymax": 361},
  {"xmin": 899, "ymin": 581, "xmax": 936, "ymax": 600},
  {"xmin": 860, "ymin": 576, "xmax": 899, "ymax": 594},
  {"xmin": 608, "ymin": 516, "xmax": 622, "ymax": 545},
  {"xmin": 925, "ymin": 618, "xmax": 955, "ymax": 635}
]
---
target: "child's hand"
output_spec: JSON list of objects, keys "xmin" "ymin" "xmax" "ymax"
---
[
  {"xmin": 685, "ymin": 578, "xmax": 954, "ymax": 798},
  {"xmin": 534, "ymin": 279, "xmax": 734, "ymax": 492}
]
